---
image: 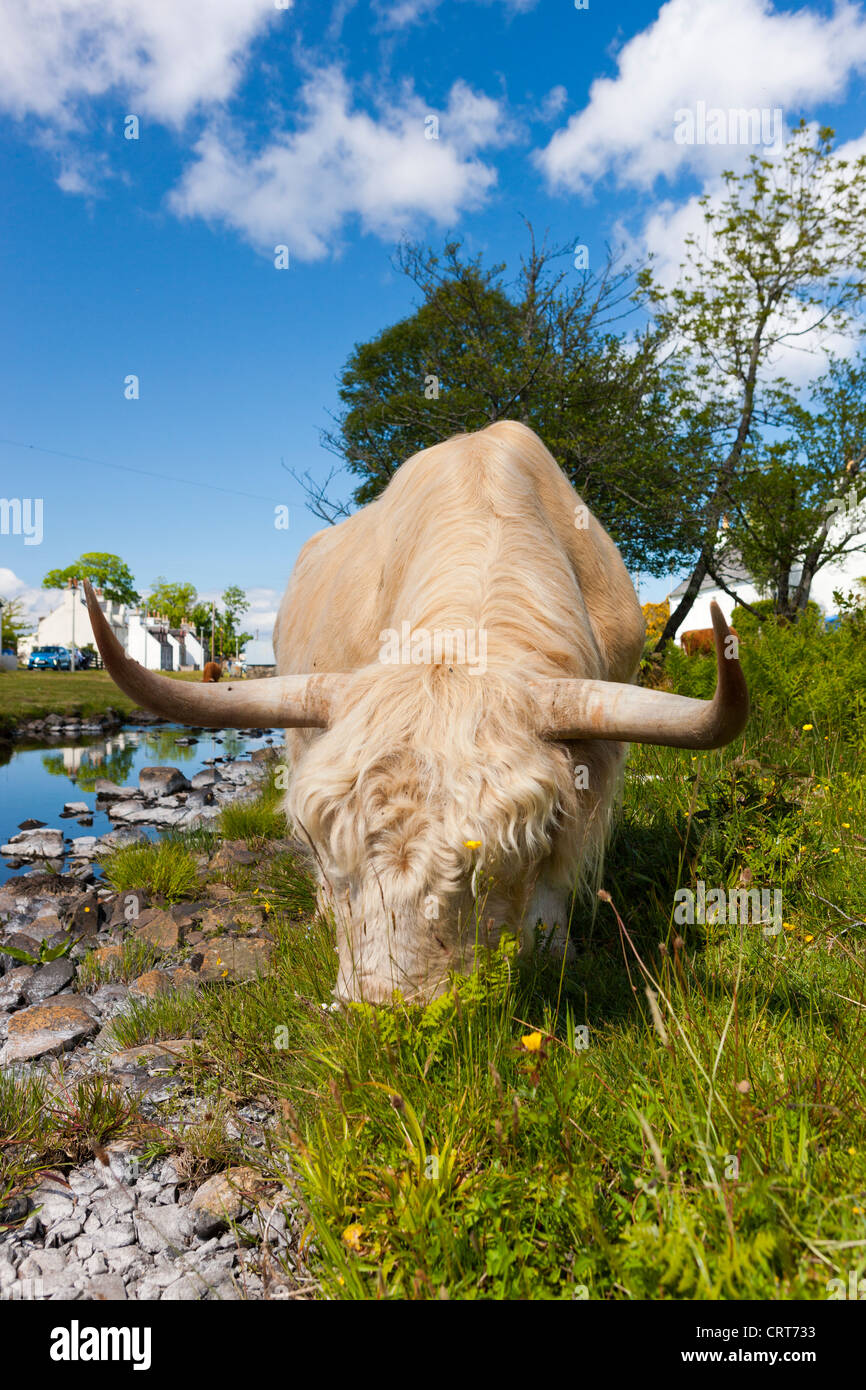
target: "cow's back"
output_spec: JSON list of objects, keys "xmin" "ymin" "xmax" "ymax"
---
[{"xmin": 274, "ymin": 421, "xmax": 644, "ymax": 685}]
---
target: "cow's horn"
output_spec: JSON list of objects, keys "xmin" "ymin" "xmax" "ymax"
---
[
  {"xmin": 83, "ymin": 580, "xmax": 342, "ymax": 728},
  {"xmin": 530, "ymin": 602, "xmax": 748, "ymax": 750}
]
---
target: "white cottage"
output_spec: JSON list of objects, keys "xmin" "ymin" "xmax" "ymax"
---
[
  {"xmin": 668, "ymin": 520, "xmax": 866, "ymax": 633},
  {"xmin": 21, "ymin": 581, "xmax": 205, "ymax": 671}
]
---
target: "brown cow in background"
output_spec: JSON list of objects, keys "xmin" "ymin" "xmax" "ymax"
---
[
  {"xmin": 682, "ymin": 627, "xmax": 738, "ymax": 657},
  {"xmin": 202, "ymin": 662, "xmax": 223, "ymax": 682}
]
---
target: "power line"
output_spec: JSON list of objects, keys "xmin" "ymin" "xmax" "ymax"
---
[{"xmin": 0, "ymin": 436, "xmax": 285, "ymax": 504}]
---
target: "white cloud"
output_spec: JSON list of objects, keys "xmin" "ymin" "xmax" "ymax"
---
[
  {"xmin": 537, "ymin": 0, "xmax": 866, "ymax": 194},
  {"xmin": 0, "ymin": 0, "xmax": 282, "ymax": 127},
  {"xmin": 538, "ymin": 85, "xmax": 568, "ymax": 124},
  {"xmin": 169, "ymin": 68, "xmax": 515, "ymax": 260},
  {"xmin": 0, "ymin": 569, "xmax": 57, "ymax": 625}
]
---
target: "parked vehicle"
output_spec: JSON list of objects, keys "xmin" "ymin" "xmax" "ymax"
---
[{"xmin": 28, "ymin": 645, "xmax": 72, "ymax": 670}]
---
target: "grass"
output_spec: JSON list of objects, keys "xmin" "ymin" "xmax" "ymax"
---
[
  {"xmin": 77, "ymin": 937, "xmax": 162, "ymax": 989},
  {"xmin": 0, "ymin": 667, "xmax": 202, "ymax": 736},
  {"xmin": 100, "ymin": 837, "xmax": 202, "ymax": 903},
  {"xmin": 1, "ymin": 1071, "xmax": 145, "ymax": 1218},
  {"xmin": 3, "ymin": 618, "xmax": 865, "ymax": 1300},
  {"xmin": 86, "ymin": 704, "xmax": 866, "ymax": 1300},
  {"xmin": 219, "ymin": 768, "xmax": 287, "ymax": 843},
  {"xmin": 219, "ymin": 801, "xmax": 287, "ymax": 843}
]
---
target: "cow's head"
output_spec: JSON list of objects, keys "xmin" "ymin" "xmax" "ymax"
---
[{"xmin": 83, "ymin": 581, "xmax": 748, "ymax": 1003}]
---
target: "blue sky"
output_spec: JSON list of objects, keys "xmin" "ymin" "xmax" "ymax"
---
[{"xmin": 2, "ymin": 0, "xmax": 866, "ymax": 640}]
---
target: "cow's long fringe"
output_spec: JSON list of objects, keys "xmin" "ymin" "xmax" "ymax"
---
[{"xmin": 288, "ymin": 661, "xmax": 624, "ymax": 927}]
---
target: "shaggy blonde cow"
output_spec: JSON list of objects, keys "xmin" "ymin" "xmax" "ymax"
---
[{"xmin": 84, "ymin": 422, "xmax": 748, "ymax": 1004}]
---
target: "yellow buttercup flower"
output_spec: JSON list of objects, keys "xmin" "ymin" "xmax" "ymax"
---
[
  {"xmin": 842, "ymin": 823, "xmax": 850, "ymax": 829},
  {"xmin": 342, "ymin": 1223, "xmax": 364, "ymax": 1251},
  {"xmin": 804, "ymin": 934, "xmax": 814, "ymax": 943},
  {"xmin": 463, "ymin": 840, "xmax": 482, "ymax": 849},
  {"xmin": 802, "ymin": 723, "xmax": 813, "ymax": 731},
  {"xmin": 832, "ymin": 848, "xmax": 841, "ymax": 854},
  {"xmin": 521, "ymin": 1031, "xmax": 543, "ymax": 1052}
]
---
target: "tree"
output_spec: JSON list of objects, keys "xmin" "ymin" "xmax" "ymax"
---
[
  {"xmin": 645, "ymin": 123, "xmax": 866, "ymax": 650},
  {"xmin": 148, "ymin": 578, "xmax": 198, "ymax": 628},
  {"xmin": 307, "ymin": 230, "xmax": 706, "ymax": 579},
  {"xmin": 43, "ymin": 552, "xmax": 139, "ymax": 606},
  {"xmin": 190, "ymin": 587, "xmax": 253, "ymax": 660},
  {"xmin": 720, "ymin": 358, "xmax": 866, "ymax": 619},
  {"xmin": 0, "ymin": 596, "xmax": 32, "ymax": 652},
  {"xmin": 219, "ymin": 586, "xmax": 253, "ymax": 657}
]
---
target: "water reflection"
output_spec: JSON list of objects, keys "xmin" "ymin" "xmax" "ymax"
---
[{"xmin": 0, "ymin": 722, "xmax": 276, "ymax": 885}]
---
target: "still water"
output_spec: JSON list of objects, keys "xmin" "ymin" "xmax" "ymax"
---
[{"xmin": 0, "ymin": 723, "xmax": 277, "ymax": 884}]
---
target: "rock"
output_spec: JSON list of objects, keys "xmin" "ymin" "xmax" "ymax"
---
[
  {"xmin": 93, "ymin": 779, "xmax": 139, "ymax": 801},
  {"xmin": 128, "ymin": 969, "xmax": 174, "ymax": 1000},
  {"xmin": 210, "ymin": 841, "xmax": 258, "ymax": 871},
  {"xmin": 93, "ymin": 828, "xmax": 147, "ymax": 855},
  {"xmin": 139, "ymin": 767, "xmax": 189, "ymax": 796},
  {"xmin": 108, "ymin": 1039, "xmax": 197, "ymax": 1071},
  {"xmin": 96, "ymin": 1221, "xmax": 136, "ymax": 1250},
  {"xmin": 199, "ymin": 902, "xmax": 263, "ymax": 935},
  {"xmin": 190, "ymin": 769, "xmax": 222, "ymax": 789},
  {"xmin": 31, "ymin": 1180, "xmax": 76, "ymax": 1228},
  {"xmin": 62, "ymin": 801, "xmax": 90, "ymax": 817},
  {"xmin": 161, "ymin": 1274, "xmax": 205, "ymax": 1300},
  {"xmin": 134, "ymin": 909, "xmax": 183, "ymax": 952},
  {"xmin": 250, "ymin": 746, "xmax": 279, "ymax": 763},
  {"xmin": 1, "ymin": 996, "xmax": 100, "ymax": 1062},
  {"xmin": 0, "ymin": 1193, "xmax": 31, "ymax": 1225},
  {"xmin": 202, "ymin": 885, "xmax": 233, "ymax": 906},
  {"xmin": 134, "ymin": 1202, "xmax": 194, "ymax": 1254},
  {"xmin": 0, "ymin": 965, "xmax": 33, "ymax": 1009},
  {"xmin": 0, "ymin": 932, "xmax": 43, "ymax": 970},
  {"xmin": 190, "ymin": 1167, "xmax": 273, "ymax": 1239},
  {"xmin": 88, "ymin": 983, "xmax": 129, "ymax": 1016},
  {"xmin": 107, "ymin": 891, "xmax": 150, "ymax": 928},
  {"xmin": 69, "ymin": 836, "xmax": 97, "ymax": 858},
  {"xmin": 169, "ymin": 901, "xmax": 206, "ymax": 929},
  {"xmin": 198, "ymin": 937, "xmax": 273, "ymax": 983},
  {"xmin": 21, "ymin": 957, "xmax": 76, "ymax": 1005},
  {"xmin": 84, "ymin": 1274, "xmax": 127, "ymax": 1301},
  {"xmin": 171, "ymin": 966, "xmax": 201, "ymax": 992},
  {"xmin": 1, "ymin": 827, "xmax": 64, "ymax": 859},
  {"xmin": 17, "ymin": 818, "xmax": 46, "ymax": 830},
  {"xmin": 45, "ymin": 1218, "xmax": 84, "ymax": 1246},
  {"xmin": 18, "ymin": 911, "xmax": 65, "ymax": 943},
  {"xmin": 87, "ymin": 943, "xmax": 123, "ymax": 973},
  {"xmin": 69, "ymin": 892, "xmax": 105, "ymax": 933}
]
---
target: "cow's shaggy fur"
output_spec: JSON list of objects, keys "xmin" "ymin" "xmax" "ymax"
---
[{"xmin": 275, "ymin": 421, "xmax": 645, "ymax": 1002}]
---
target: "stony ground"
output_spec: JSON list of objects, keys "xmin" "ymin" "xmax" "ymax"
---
[{"xmin": 0, "ymin": 742, "xmax": 312, "ymax": 1301}]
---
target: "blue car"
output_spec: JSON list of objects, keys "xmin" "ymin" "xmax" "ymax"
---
[{"xmin": 28, "ymin": 645, "xmax": 72, "ymax": 670}]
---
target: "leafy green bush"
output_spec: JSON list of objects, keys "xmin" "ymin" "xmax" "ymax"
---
[{"xmin": 666, "ymin": 604, "xmax": 866, "ymax": 739}]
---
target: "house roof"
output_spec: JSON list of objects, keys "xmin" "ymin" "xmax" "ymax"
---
[{"xmin": 668, "ymin": 552, "xmax": 752, "ymax": 599}]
